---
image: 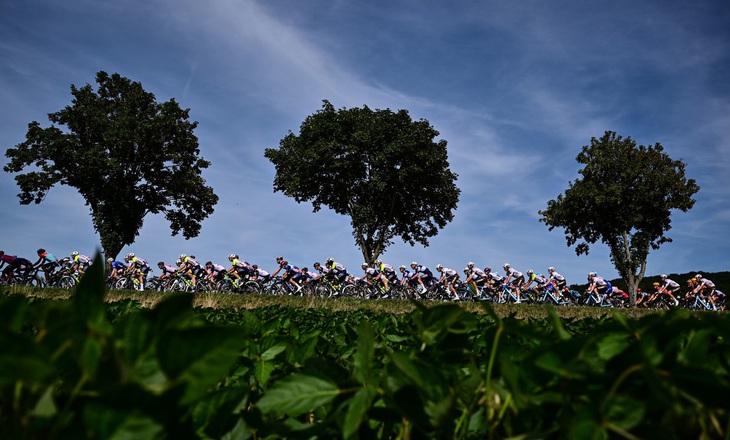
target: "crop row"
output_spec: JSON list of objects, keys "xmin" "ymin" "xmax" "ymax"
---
[{"xmin": 1, "ymin": 258, "xmax": 729, "ymax": 439}]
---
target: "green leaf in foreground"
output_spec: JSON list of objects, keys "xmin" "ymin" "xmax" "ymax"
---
[{"xmin": 257, "ymin": 373, "xmax": 340, "ymax": 417}]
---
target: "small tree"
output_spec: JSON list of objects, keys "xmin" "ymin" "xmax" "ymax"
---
[
  {"xmin": 539, "ymin": 131, "xmax": 699, "ymax": 303},
  {"xmin": 264, "ymin": 100, "xmax": 460, "ymax": 263},
  {"xmin": 4, "ymin": 71, "xmax": 219, "ymax": 260}
]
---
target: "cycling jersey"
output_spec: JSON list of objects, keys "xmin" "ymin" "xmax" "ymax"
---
[
  {"xmin": 159, "ymin": 264, "xmax": 177, "ymax": 275},
  {"xmin": 363, "ymin": 267, "xmax": 380, "ymax": 278},
  {"xmin": 662, "ymin": 278, "xmax": 680, "ymax": 290},
  {"xmin": 1, "ymin": 254, "xmax": 17, "ymax": 265},
  {"xmin": 130, "ymin": 257, "xmax": 150, "ymax": 273},
  {"xmin": 440, "ymin": 267, "xmax": 458, "ymax": 279},
  {"xmin": 505, "ymin": 267, "xmax": 523, "ymax": 279},
  {"xmin": 549, "ymin": 271, "xmax": 566, "ymax": 282},
  {"xmin": 469, "ymin": 268, "xmax": 486, "ymax": 281},
  {"xmin": 74, "ymin": 255, "xmax": 92, "ymax": 265}
]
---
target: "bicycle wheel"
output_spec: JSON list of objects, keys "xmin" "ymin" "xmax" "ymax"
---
[
  {"xmin": 341, "ymin": 284, "xmax": 358, "ymax": 298},
  {"xmin": 59, "ymin": 276, "xmax": 77, "ymax": 289},
  {"xmin": 241, "ymin": 280, "xmax": 262, "ymax": 294},
  {"xmin": 21, "ymin": 275, "xmax": 45, "ymax": 288}
]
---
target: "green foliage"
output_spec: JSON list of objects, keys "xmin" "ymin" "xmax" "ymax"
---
[
  {"xmin": 1, "ymin": 258, "xmax": 728, "ymax": 439},
  {"xmin": 540, "ymin": 131, "xmax": 700, "ymax": 301},
  {"xmin": 3, "ymin": 71, "xmax": 219, "ymax": 260},
  {"xmin": 264, "ymin": 100, "xmax": 460, "ymax": 262}
]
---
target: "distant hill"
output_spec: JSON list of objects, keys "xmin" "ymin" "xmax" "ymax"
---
[{"xmin": 570, "ymin": 271, "xmax": 729, "ymax": 293}]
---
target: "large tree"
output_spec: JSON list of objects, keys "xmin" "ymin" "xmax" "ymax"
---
[
  {"xmin": 539, "ymin": 131, "xmax": 699, "ymax": 303},
  {"xmin": 264, "ymin": 100, "xmax": 460, "ymax": 263},
  {"xmin": 4, "ymin": 71, "xmax": 218, "ymax": 260}
]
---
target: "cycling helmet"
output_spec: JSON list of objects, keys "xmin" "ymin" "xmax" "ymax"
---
[
  {"xmin": 548, "ymin": 267, "xmax": 555, "ymax": 272},
  {"xmin": 399, "ymin": 265, "xmax": 406, "ymax": 270},
  {"xmin": 313, "ymin": 261, "xmax": 321, "ymax": 267},
  {"xmin": 71, "ymin": 251, "xmax": 79, "ymax": 257},
  {"xmin": 126, "ymin": 252, "xmax": 135, "ymax": 259},
  {"xmin": 661, "ymin": 274, "xmax": 667, "ymax": 279},
  {"xmin": 374, "ymin": 259, "xmax": 382, "ymax": 265},
  {"xmin": 37, "ymin": 248, "xmax": 46, "ymax": 254},
  {"xmin": 175, "ymin": 259, "xmax": 182, "ymax": 265},
  {"xmin": 436, "ymin": 264, "xmax": 443, "ymax": 270},
  {"xmin": 589, "ymin": 271, "xmax": 596, "ymax": 277},
  {"xmin": 228, "ymin": 254, "xmax": 236, "ymax": 260},
  {"xmin": 361, "ymin": 263, "xmax": 368, "ymax": 269},
  {"xmin": 252, "ymin": 264, "xmax": 258, "ymax": 269},
  {"xmin": 411, "ymin": 261, "xmax": 418, "ymax": 267},
  {"xmin": 107, "ymin": 258, "xmax": 114, "ymax": 263},
  {"xmin": 179, "ymin": 253, "xmax": 187, "ymax": 260},
  {"xmin": 690, "ymin": 277, "xmax": 697, "ymax": 282},
  {"xmin": 157, "ymin": 261, "xmax": 164, "ymax": 266},
  {"xmin": 653, "ymin": 282, "xmax": 660, "ymax": 287},
  {"xmin": 463, "ymin": 267, "xmax": 470, "ymax": 273},
  {"xmin": 484, "ymin": 267, "xmax": 491, "ymax": 272},
  {"xmin": 695, "ymin": 274, "xmax": 702, "ymax": 279},
  {"xmin": 302, "ymin": 267, "xmax": 309, "ymax": 272},
  {"xmin": 467, "ymin": 262, "xmax": 474, "ymax": 268},
  {"xmin": 527, "ymin": 269, "xmax": 534, "ymax": 275},
  {"xmin": 326, "ymin": 257, "xmax": 334, "ymax": 264},
  {"xmin": 503, "ymin": 263, "xmax": 510, "ymax": 269}
]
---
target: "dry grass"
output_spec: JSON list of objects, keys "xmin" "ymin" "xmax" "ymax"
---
[{"xmin": 2, "ymin": 285, "xmax": 694, "ymax": 320}]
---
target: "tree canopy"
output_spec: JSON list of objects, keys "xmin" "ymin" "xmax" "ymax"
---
[
  {"xmin": 539, "ymin": 131, "xmax": 699, "ymax": 302},
  {"xmin": 4, "ymin": 71, "xmax": 218, "ymax": 260},
  {"xmin": 264, "ymin": 100, "xmax": 460, "ymax": 263}
]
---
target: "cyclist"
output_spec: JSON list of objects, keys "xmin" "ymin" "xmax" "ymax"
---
[
  {"xmin": 179, "ymin": 253, "xmax": 202, "ymax": 287},
  {"xmin": 124, "ymin": 253, "xmax": 150, "ymax": 290},
  {"xmin": 107, "ymin": 258, "xmax": 128, "ymax": 283},
  {"xmin": 374, "ymin": 259, "xmax": 398, "ymax": 290},
  {"xmin": 301, "ymin": 267, "xmax": 318, "ymax": 284},
  {"xmin": 521, "ymin": 269, "xmax": 539, "ymax": 296},
  {"xmin": 463, "ymin": 263, "xmax": 488, "ymax": 297},
  {"xmin": 226, "ymin": 254, "xmax": 247, "ymax": 286},
  {"xmin": 321, "ymin": 257, "xmax": 349, "ymax": 286},
  {"xmin": 0, "ymin": 251, "xmax": 33, "ymax": 284},
  {"xmin": 203, "ymin": 261, "xmax": 227, "ymax": 283},
  {"xmin": 657, "ymin": 274, "xmax": 681, "ymax": 306},
  {"xmin": 435, "ymin": 264, "xmax": 460, "ymax": 301},
  {"xmin": 68, "ymin": 251, "xmax": 92, "ymax": 277},
  {"xmin": 398, "ymin": 265, "xmax": 413, "ymax": 287},
  {"xmin": 251, "ymin": 264, "xmax": 271, "ymax": 284},
  {"xmin": 155, "ymin": 261, "xmax": 177, "ymax": 287},
  {"xmin": 409, "ymin": 262, "xmax": 434, "ymax": 293},
  {"xmin": 271, "ymin": 257, "xmax": 304, "ymax": 293},
  {"xmin": 547, "ymin": 267, "xmax": 568, "ymax": 297},
  {"xmin": 484, "ymin": 267, "xmax": 504, "ymax": 296},
  {"xmin": 586, "ymin": 272, "xmax": 612, "ymax": 303},
  {"xmin": 524, "ymin": 270, "xmax": 554, "ymax": 299},
  {"xmin": 503, "ymin": 263, "xmax": 525, "ymax": 303},
  {"xmin": 693, "ymin": 274, "xmax": 718, "ymax": 310},
  {"xmin": 33, "ymin": 248, "xmax": 59, "ymax": 283},
  {"xmin": 360, "ymin": 262, "xmax": 389, "ymax": 297}
]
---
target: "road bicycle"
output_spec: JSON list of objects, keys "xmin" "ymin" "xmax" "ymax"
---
[
  {"xmin": 532, "ymin": 285, "xmax": 572, "ymax": 306},
  {"xmin": 2, "ymin": 265, "xmax": 45, "ymax": 288}
]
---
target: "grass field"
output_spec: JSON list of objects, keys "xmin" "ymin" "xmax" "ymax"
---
[{"xmin": 2, "ymin": 284, "xmax": 709, "ymax": 321}]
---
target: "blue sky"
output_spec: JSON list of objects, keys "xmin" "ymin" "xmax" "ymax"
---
[{"xmin": 1, "ymin": 0, "xmax": 728, "ymax": 285}]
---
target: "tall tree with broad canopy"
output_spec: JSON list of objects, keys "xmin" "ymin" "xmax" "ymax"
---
[
  {"xmin": 4, "ymin": 71, "xmax": 219, "ymax": 261},
  {"xmin": 539, "ymin": 131, "xmax": 699, "ymax": 303},
  {"xmin": 264, "ymin": 100, "xmax": 460, "ymax": 263}
]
